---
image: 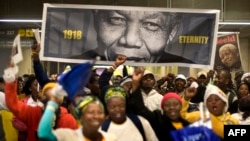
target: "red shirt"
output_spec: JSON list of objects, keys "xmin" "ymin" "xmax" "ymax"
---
[{"xmin": 5, "ymin": 81, "xmax": 78, "ymax": 141}]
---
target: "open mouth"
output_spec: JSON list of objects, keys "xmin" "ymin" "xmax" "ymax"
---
[
  {"xmin": 169, "ymin": 112, "xmax": 176, "ymax": 116},
  {"xmin": 113, "ymin": 113, "xmax": 122, "ymax": 119},
  {"xmin": 212, "ymin": 106, "xmax": 217, "ymax": 111},
  {"xmin": 91, "ymin": 120, "xmax": 101, "ymax": 126},
  {"xmin": 169, "ymin": 111, "xmax": 177, "ymax": 116}
]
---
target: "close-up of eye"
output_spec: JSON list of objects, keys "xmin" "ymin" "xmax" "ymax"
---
[
  {"xmin": 142, "ymin": 22, "xmax": 161, "ymax": 31},
  {"xmin": 109, "ymin": 17, "xmax": 127, "ymax": 25}
]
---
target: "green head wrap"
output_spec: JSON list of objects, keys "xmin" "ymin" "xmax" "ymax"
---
[
  {"xmin": 74, "ymin": 95, "xmax": 104, "ymax": 119},
  {"xmin": 104, "ymin": 86, "xmax": 126, "ymax": 103}
]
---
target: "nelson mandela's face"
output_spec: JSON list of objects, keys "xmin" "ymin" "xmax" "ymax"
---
[{"xmin": 94, "ymin": 10, "xmax": 171, "ymax": 62}]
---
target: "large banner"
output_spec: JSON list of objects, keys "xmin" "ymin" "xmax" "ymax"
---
[
  {"xmin": 41, "ymin": 3, "xmax": 220, "ymax": 67},
  {"xmin": 214, "ymin": 33, "xmax": 243, "ymax": 72}
]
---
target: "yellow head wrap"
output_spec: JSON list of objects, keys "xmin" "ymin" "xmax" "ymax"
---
[{"xmin": 41, "ymin": 82, "xmax": 56, "ymax": 96}]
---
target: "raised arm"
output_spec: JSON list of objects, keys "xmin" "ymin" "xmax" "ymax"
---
[
  {"xmin": 128, "ymin": 67, "xmax": 161, "ymax": 121},
  {"xmin": 31, "ymin": 42, "xmax": 51, "ymax": 87},
  {"xmin": 3, "ymin": 65, "xmax": 41, "ymax": 123},
  {"xmin": 38, "ymin": 101, "xmax": 58, "ymax": 141},
  {"xmin": 180, "ymin": 87, "xmax": 200, "ymax": 123},
  {"xmin": 99, "ymin": 55, "xmax": 127, "ymax": 90},
  {"xmin": 99, "ymin": 55, "xmax": 127, "ymax": 106}
]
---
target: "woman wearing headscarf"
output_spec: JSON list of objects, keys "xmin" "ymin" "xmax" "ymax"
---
[
  {"xmin": 99, "ymin": 55, "xmax": 129, "ymax": 114},
  {"xmin": 181, "ymin": 84, "xmax": 239, "ymax": 139},
  {"xmin": 38, "ymin": 95, "xmax": 116, "ymax": 141},
  {"xmin": 102, "ymin": 86, "xmax": 158, "ymax": 141}
]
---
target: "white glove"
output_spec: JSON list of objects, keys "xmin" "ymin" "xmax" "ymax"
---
[
  {"xmin": 51, "ymin": 84, "xmax": 68, "ymax": 104},
  {"xmin": 3, "ymin": 65, "xmax": 18, "ymax": 83},
  {"xmin": 52, "ymin": 84, "xmax": 68, "ymax": 98}
]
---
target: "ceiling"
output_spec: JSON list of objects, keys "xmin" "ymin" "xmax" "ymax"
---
[
  {"xmin": 0, "ymin": 22, "xmax": 41, "ymax": 30},
  {"xmin": 218, "ymin": 24, "xmax": 250, "ymax": 38},
  {"xmin": 1, "ymin": 0, "xmax": 250, "ymax": 38}
]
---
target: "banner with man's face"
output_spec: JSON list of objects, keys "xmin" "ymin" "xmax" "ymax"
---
[
  {"xmin": 41, "ymin": 3, "xmax": 220, "ymax": 68},
  {"xmin": 214, "ymin": 33, "xmax": 243, "ymax": 72}
]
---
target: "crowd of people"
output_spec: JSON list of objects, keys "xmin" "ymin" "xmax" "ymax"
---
[{"xmin": 0, "ymin": 43, "xmax": 250, "ymax": 141}]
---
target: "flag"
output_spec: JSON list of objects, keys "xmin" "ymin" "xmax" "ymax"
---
[{"xmin": 54, "ymin": 61, "xmax": 93, "ymax": 100}]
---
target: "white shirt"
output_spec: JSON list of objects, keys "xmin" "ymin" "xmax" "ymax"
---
[
  {"xmin": 54, "ymin": 127, "xmax": 117, "ymax": 141},
  {"xmin": 0, "ymin": 92, "xmax": 8, "ymax": 111},
  {"xmin": 25, "ymin": 96, "xmax": 44, "ymax": 107},
  {"xmin": 231, "ymin": 112, "xmax": 250, "ymax": 125},
  {"xmin": 141, "ymin": 89, "xmax": 163, "ymax": 112},
  {"xmin": 105, "ymin": 115, "xmax": 158, "ymax": 141}
]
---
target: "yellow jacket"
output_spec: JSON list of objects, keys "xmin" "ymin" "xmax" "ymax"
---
[
  {"xmin": 181, "ymin": 98, "xmax": 239, "ymax": 138},
  {"xmin": 1, "ymin": 110, "xmax": 18, "ymax": 141}
]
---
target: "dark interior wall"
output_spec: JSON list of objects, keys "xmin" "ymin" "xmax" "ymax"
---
[
  {"xmin": 1, "ymin": 0, "xmax": 250, "ymax": 21},
  {"xmin": 0, "ymin": 48, "xmax": 12, "ymax": 75}
]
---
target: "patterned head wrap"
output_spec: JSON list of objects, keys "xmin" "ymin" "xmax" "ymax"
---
[
  {"xmin": 74, "ymin": 95, "xmax": 104, "ymax": 119},
  {"xmin": 104, "ymin": 86, "xmax": 126, "ymax": 103}
]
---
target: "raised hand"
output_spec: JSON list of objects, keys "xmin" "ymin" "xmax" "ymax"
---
[
  {"xmin": 114, "ymin": 55, "xmax": 127, "ymax": 67},
  {"xmin": 131, "ymin": 66, "xmax": 145, "ymax": 93},
  {"xmin": 184, "ymin": 87, "xmax": 197, "ymax": 101},
  {"xmin": 31, "ymin": 42, "xmax": 41, "ymax": 53},
  {"xmin": 3, "ymin": 59, "xmax": 18, "ymax": 83},
  {"xmin": 207, "ymin": 70, "xmax": 215, "ymax": 78},
  {"xmin": 31, "ymin": 42, "xmax": 41, "ymax": 61},
  {"xmin": 132, "ymin": 67, "xmax": 145, "ymax": 82}
]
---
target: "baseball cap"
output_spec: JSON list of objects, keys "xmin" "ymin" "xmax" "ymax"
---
[{"xmin": 197, "ymin": 71, "xmax": 207, "ymax": 78}]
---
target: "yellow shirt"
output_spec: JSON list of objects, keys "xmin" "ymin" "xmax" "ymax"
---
[
  {"xmin": 1, "ymin": 110, "xmax": 18, "ymax": 141},
  {"xmin": 172, "ymin": 122, "xmax": 183, "ymax": 129},
  {"xmin": 180, "ymin": 98, "xmax": 239, "ymax": 138}
]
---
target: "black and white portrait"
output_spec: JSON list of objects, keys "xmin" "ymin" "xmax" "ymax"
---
[{"xmin": 41, "ymin": 4, "xmax": 219, "ymax": 67}]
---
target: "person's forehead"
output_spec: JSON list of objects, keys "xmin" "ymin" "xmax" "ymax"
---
[
  {"xmin": 198, "ymin": 75, "xmax": 206, "ymax": 79},
  {"xmin": 220, "ymin": 44, "xmax": 235, "ymax": 52},
  {"xmin": 115, "ymin": 10, "xmax": 167, "ymax": 19},
  {"xmin": 107, "ymin": 96, "xmax": 125, "ymax": 104},
  {"xmin": 239, "ymin": 83, "xmax": 248, "ymax": 88},
  {"xmin": 142, "ymin": 74, "xmax": 154, "ymax": 79},
  {"xmin": 164, "ymin": 97, "xmax": 180, "ymax": 103},
  {"xmin": 85, "ymin": 102, "xmax": 103, "ymax": 110},
  {"xmin": 207, "ymin": 94, "xmax": 221, "ymax": 99},
  {"xmin": 175, "ymin": 78, "xmax": 186, "ymax": 82}
]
